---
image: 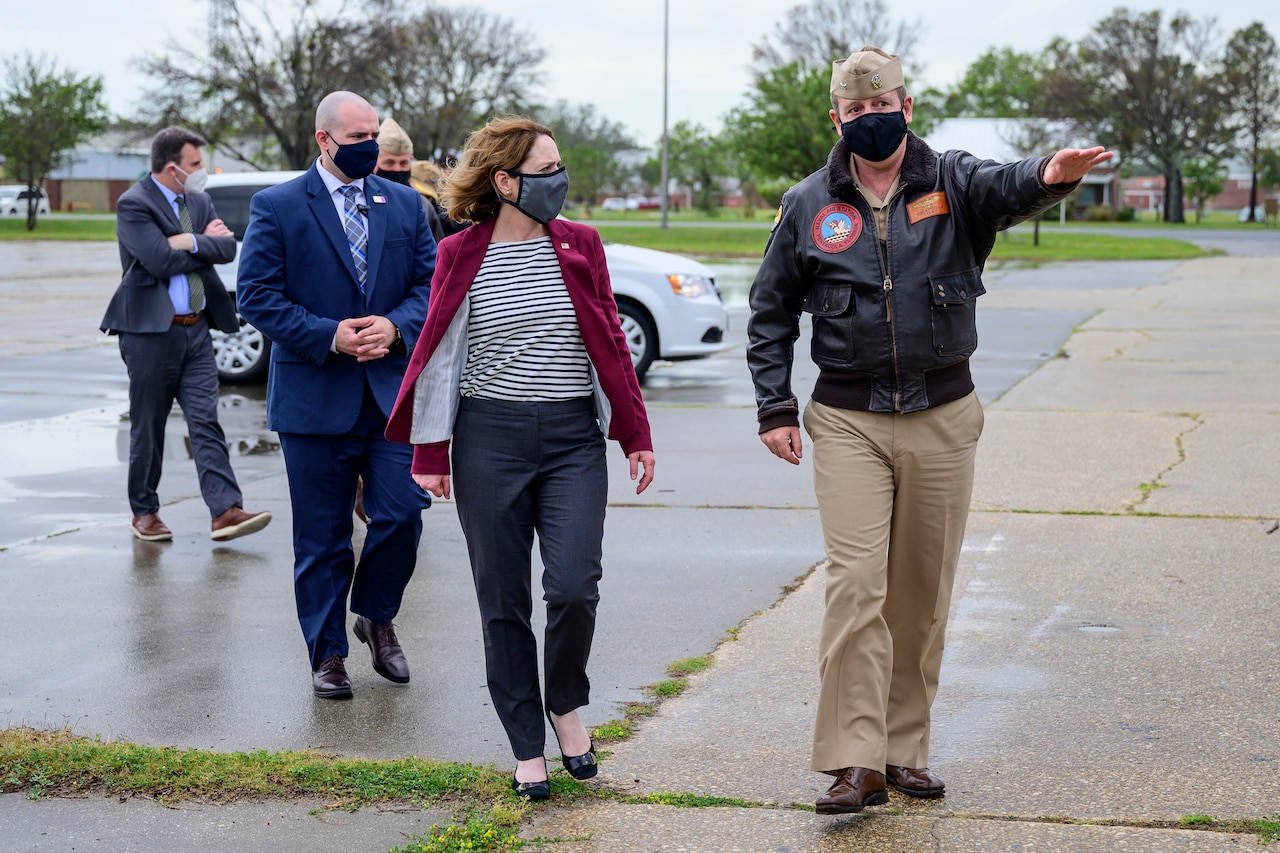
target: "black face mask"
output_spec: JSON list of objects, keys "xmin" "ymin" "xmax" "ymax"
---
[
  {"xmin": 325, "ymin": 137, "xmax": 379, "ymax": 179},
  {"xmin": 841, "ymin": 111, "xmax": 908, "ymax": 163},
  {"xmin": 376, "ymin": 169, "xmax": 412, "ymax": 185},
  {"xmin": 500, "ymin": 167, "xmax": 570, "ymax": 225}
]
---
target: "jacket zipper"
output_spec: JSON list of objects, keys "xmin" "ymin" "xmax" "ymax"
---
[{"xmin": 872, "ymin": 214, "xmax": 901, "ymax": 412}]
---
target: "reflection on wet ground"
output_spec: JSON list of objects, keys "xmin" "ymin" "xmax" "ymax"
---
[{"xmin": 1, "ymin": 256, "xmax": 1115, "ymax": 546}]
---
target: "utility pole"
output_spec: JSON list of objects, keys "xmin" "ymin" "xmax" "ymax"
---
[{"xmin": 660, "ymin": 0, "xmax": 670, "ymax": 230}]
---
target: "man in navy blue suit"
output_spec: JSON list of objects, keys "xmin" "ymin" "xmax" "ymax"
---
[{"xmin": 237, "ymin": 91, "xmax": 436, "ymax": 699}]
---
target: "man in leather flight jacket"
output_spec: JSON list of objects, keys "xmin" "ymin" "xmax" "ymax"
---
[{"xmin": 746, "ymin": 45, "xmax": 1113, "ymax": 815}]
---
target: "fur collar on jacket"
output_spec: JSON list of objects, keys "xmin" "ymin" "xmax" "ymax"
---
[{"xmin": 824, "ymin": 131, "xmax": 937, "ymax": 200}]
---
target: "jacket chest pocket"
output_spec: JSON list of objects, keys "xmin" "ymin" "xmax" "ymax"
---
[
  {"xmin": 928, "ymin": 268, "xmax": 985, "ymax": 357},
  {"xmin": 803, "ymin": 284, "xmax": 856, "ymax": 362}
]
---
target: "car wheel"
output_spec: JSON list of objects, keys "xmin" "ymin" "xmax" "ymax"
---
[
  {"xmin": 211, "ymin": 314, "xmax": 271, "ymax": 384},
  {"xmin": 616, "ymin": 300, "xmax": 658, "ymax": 380}
]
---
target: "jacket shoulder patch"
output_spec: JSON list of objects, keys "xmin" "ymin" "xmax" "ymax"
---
[
  {"xmin": 811, "ymin": 203, "xmax": 862, "ymax": 253},
  {"xmin": 907, "ymin": 191, "xmax": 950, "ymax": 224}
]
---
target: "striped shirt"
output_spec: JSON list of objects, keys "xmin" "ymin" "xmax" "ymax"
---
[{"xmin": 460, "ymin": 237, "xmax": 594, "ymax": 400}]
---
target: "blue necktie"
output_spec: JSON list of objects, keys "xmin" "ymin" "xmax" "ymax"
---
[{"xmin": 340, "ymin": 186, "xmax": 368, "ymax": 292}]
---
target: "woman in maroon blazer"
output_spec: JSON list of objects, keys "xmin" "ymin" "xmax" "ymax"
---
[{"xmin": 386, "ymin": 116, "xmax": 655, "ymax": 799}]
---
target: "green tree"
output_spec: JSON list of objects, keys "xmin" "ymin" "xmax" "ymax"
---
[
  {"xmin": 0, "ymin": 54, "xmax": 107, "ymax": 230},
  {"xmin": 1222, "ymin": 22, "xmax": 1280, "ymax": 222},
  {"xmin": 537, "ymin": 101, "xmax": 635, "ymax": 215},
  {"xmin": 665, "ymin": 121, "xmax": 727, "ymax": 214},
  {"xmin": 1041, "ymin": 10, "xmax": 1234, "ymax": 223},
  {"xmin": 939, "ymin": 47, "xmax": 1046, "ymax": 117},
  {"xmin": 1181, "ymin": 157, "xmax": 1228, "ymax": 223},
  {"xmin": 724, "ymin": 61, "xmax": 833, "ymax": 185}
]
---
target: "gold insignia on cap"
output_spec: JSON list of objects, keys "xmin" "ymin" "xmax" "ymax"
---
[{"xmin": 830, "ymin": 45, "xmax": 905, "ymax": 100}]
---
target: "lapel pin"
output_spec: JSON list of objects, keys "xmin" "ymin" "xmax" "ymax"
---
[
  {"xmin": 371, "ymin": 195, "xmax": 387, "ymax": 204},
  {"xmin": 560, "ymin": 242, "xmax": 569, "ymax": 249}
]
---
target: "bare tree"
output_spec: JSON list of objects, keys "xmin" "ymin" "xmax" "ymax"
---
[
  {"xmin": 369, "ymin": 1, "xmax": 547, "ymax": 159},
  {"xmin": 134, "ymin": 0, "xmax": 375, "ymax": 169},
  {"xmin": 1222, "ymin": 22, "xmax": 1280, "ymax": 222},
  {"xmin": 750, "ymin": 0, "xmax": 925, "ymax": 79},
  {"xmin": 998, "ymin": 119, "xmax": 1074, "ymax": 242}
]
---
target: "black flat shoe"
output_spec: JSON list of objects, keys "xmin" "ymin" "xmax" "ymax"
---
[
  {"xmin": 511, "ymin": 774, "xmax": 550, "ymax": 800},
  {"xmin": 548, "ymin": 710, "xmax": 598, "ymax": 780}
]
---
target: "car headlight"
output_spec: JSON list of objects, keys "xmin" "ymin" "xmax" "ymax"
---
[{"xmin": 667, "ymin": 273, "xmax": 714, "ymax": 299}]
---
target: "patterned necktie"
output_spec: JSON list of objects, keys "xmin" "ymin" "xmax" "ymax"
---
[
  {"xmin": 340, "ymin": 185, "xmax": 368, "ymax": 292},
  {"xmin": 175, "ymin": 196, "xmax": 205, "ymax": 312}
]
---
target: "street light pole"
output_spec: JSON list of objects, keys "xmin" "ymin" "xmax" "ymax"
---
[{"xmin": 660, "ymin": 0, "xmax": 669, "ymax": 230}]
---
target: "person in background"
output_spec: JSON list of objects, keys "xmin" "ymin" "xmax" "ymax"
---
[
  {"xmin": 374, "ymin": 117, "xmax": 445, "ymax": 244},
  {"xmin": 101, "ymin": 125, "xmax": 271, "ymax": 544},
  {"xmin": 236, "ymin": 92, "xmax": 436, "ymax": 700},
  {"xmin": 747, "ymin": 45, "xmax": 1112, "ymax": 815},
  {"xmin": 385, "ymin": 116, "xmax": 655, "ymax": 800},
  {"xmin": 410, "ymin": 159, "xmax": 467, "ymax": 239}
]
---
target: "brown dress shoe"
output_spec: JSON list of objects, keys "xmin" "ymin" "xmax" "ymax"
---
[
  {"xmin": 886, "ymin": 764, "xmax": 946, "ymax": 798},
  {"xmin": 210, "ymin": 506, "xmax": 272, "ymax": 541},
  {"xmin": 131, "ymin": 513, "xmax": 173, "ymax": 542},
  {"xmin": 353, "ymin": 616, "xmax": 410, "ymax": 683},
  {"xmin": 816, "ymin": 767, "xmax": 889, "ymax": 814},
  {"xmin": 312, "ymin": 654, "xmax": 353, "ymax": 699}
]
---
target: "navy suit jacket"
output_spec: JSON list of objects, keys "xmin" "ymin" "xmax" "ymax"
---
[
  {"xmin": 235, "ymin": 164, "xmax": 436, "ymax": 435},
  {"xmin": 101, "ymin": 177, "xmax": 239, "ymax": 334}
]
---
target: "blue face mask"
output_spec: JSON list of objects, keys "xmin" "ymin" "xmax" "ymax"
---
[
  {"xmin": 325, "ymin": 135, "xmax": 380, "ymax": 179},
  {"xmin": 841, "ymin": 111, "xmax": 908, "ymax": 162}
]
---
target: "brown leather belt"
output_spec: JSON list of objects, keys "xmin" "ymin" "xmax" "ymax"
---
[{"xmin": 172, "ymin": 311, "xmax": 204, "ymax": 326}]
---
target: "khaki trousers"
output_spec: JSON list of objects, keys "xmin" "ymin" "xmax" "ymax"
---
[{"xmin": 803, "ymin": 392, "xmax": 983, "ymax": 774}]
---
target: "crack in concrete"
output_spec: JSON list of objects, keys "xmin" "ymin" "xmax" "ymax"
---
[{"xmin": 1124, "ymin": 413, "xmax": 1206, "ymax": 514}]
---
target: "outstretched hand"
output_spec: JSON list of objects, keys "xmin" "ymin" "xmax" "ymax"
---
[{"xmin": 1044, "ymin": 146, "xmax": 1115, "ymax": 186}]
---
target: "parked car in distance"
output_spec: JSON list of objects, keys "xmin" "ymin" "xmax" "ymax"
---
[
  {"xmin": 203, "ymin": 171, "xmax": 728, "ymax": 383},
  {"xmin": 0, "ymin": 185, "xmax": 51, "ymax": 217},
  {"xmin": 599, "ymin": 196, "xmax": 626, "ymax": 211}
]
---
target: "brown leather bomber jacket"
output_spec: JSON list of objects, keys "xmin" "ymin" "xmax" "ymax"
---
[{"xmin": 746, "ymin": 132, "xmax": 1077, "ymax": 431}]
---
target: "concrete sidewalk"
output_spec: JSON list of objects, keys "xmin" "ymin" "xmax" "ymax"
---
[
  {"xmin": 2, "ymin": 251, "xmax": 1278, "ymax": 851},
  {"xmin": 528, "ymin": 254, "xmax": 1280, "ymax": 850}
]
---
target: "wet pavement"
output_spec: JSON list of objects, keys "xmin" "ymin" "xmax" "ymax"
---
[{"xmin": 2, "ymin": 235, "xmax": 1279, "ymax": 850}]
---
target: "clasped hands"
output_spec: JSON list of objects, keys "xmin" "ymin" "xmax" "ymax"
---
[{"xmin": 336, "ymin": 315, "xmax": 398, "ymax": 362}]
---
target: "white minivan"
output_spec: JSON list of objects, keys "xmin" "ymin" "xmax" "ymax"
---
[
  {"xmin": 203, "ymin": 171, "xmax": 728, "ymax": 383},
  {"xmin": 0, "ymin": 185, "xmax": 51, "ymax": 217}
]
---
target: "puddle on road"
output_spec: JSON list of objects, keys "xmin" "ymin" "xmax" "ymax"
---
[{"xmin": 0, "ymin": 394, "xmax": 278, "ymax": 492}]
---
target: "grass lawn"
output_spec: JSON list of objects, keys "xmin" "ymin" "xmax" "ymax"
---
[
  {"xmin": 0, "ymin": 218, "xmax": 116, "ymax": 241},
  {"xmin": 594, "ymin": 222, "xmax": 1211, "ymax": 261},
  {"xmin": 1, "ymin": 213, "xmax": 1213, "ymax": 263},
  {"xmin": 988, "ymin": 229, "xmax": 1211, "ymax": 261}
]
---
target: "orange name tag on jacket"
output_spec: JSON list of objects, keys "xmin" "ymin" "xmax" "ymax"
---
[{"xmin": 907, "ymin": 192, "xmax": 950, "ymax": 224}]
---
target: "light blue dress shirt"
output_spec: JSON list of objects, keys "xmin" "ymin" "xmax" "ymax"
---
[{"xmin": 149, "ymin": 175, "xmax": 200, "ymax": 315}]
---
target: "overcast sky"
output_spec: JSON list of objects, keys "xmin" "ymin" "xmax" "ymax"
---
[{"xmin": 15, "ymin": 0, "xmax": 1280, "ymax": 149}]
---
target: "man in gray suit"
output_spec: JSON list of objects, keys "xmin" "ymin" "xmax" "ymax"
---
[{"xmin": 101, "ymin": 126, "xmax": 271, "ymax": 543}]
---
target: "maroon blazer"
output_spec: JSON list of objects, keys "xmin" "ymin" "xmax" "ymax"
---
[{"xmin": 385, "ymin": 217, "xmax": 653, "ymax": 474}]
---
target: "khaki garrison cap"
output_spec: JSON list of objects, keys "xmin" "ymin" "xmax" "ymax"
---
[
  {"xmin": 378, "ymin": 117, "xmax": 413, "ymax": 155},
  {"xmin": 831, "ymin": 45, "xmax": 904, "ymax": 99}
]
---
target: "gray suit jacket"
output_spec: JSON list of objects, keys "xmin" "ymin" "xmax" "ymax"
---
[{"xmin": 101, "ymin": 177, "xmax": 239, "ymax": 334}]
